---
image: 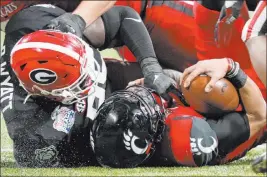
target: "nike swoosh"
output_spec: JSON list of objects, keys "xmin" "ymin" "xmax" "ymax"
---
[
  {"xmin": 153, "ymin": 75, "xmax": 159, "ymax": 84},
  {"xmin": 125, "ymin": 17, "xmax": 142, "ymax": 23}
]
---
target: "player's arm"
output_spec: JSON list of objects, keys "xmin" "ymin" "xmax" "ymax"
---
[
  {"xmin": 46, "ymin": 1, "xmax": 116, "ymax": 37},
  {"xmin": 73, "ymin": 1, "xmax": 116, "ymax": 26},
  {"xmin": 242, "ymin": 1, "xmax": 267, "ymax": 86},
  {"xmin": 84, "ymin": 6, "xmax": 176, "ymax": 95},
  {"xmin": 236, "ymin": 68, "xmax": 266, "ymax": 137},
  {"xmin": 181, "ymin": 58, "xmax": 266, "ymax": 138}
]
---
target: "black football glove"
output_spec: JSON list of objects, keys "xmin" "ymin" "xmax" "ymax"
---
[
  {"xmin": 140, "ymin": 57, "xmax": 189, "ymax": 107},
  {"xmin": 45, "ymin": 13, "xmax": 86, "ymax": 38},
  {"xmin": 141, "ymin": 57, "xmax": 176, "ymax": 95}
]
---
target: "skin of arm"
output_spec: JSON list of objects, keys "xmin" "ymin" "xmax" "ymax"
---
[
  {"xmin": 239, "ymin": 74, "xmax": 266, "ymax": 138},
  {"xmin": 72, "ymin": 1, "xmax": 116, "ymax": 26},
  {"xmin": 245, "ymin": 36, "xmax": 266, "ymax": 87}
]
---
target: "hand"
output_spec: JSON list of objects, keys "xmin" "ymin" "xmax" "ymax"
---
[
  {"xmin": 45, "ymin": 13, "xmax": 86, "ymax": 38},
  {"xmin": 214, "ymin": 0, "xmax": 244, "ymax": 46},
  {"xmin": 180, "ymin": 59, "xmax": 229, "ymax": 92},
  {"xmin": 127, "ymin": 69, "xmax": 188, "ymax": 107},
  {"xmin": 144, "ymin": 72, "xmax": 177, "ymax": 95},
  {"xmin": 139, "ymin": 57, "xmax": 177, "ymax": 95},
  {"xmin": 127, "ymin": 69, "xmax": 182, "ymax": 88},
  {"xmin": 127, "ymin": 78, "xmax": 144, "ymax": 87}
]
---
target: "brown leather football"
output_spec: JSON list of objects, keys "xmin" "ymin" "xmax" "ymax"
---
[{"xmin": 181, "ymin": 75, "xmax": 240, "ymax": 115}]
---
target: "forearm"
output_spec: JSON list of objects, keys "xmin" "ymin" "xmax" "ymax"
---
[
  {"xmin": 245, "ymin": 36, "xmax": 267, "ymax": 86},
  {"xmin": 227, "ymin": 60, "xmax": 266, "ymax": 121},
  {"xmin": 73, "ymin": 1, "xmax": 116, "ymax": 26},
  {"xmin": 119, "ymin": 16, "xmax": 156, "ymax": 63},
  {"xmin": 239, "ymin": 76, "xmax": 266, "ymax": 137},
  {"xmin": 101, "ymin": 6, "xmax": 175, "ymax": 94},
  {"xmin": 100, "ymin": 6, "xmax": 156, "ymax": 61}
]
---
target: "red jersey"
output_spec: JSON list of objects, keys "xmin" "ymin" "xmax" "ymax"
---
[{"xmin": 115, "ymin": 0, "xmax": 266, "ymax": 99}]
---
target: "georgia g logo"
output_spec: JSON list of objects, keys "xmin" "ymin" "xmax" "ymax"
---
[{"xmin": 30, "ymin": 69, "xmax": 57, "ymax": 85}]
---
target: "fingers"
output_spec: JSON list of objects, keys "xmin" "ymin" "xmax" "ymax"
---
[
  {"xmin": 163, "ymin": 69, "xmax": 182, "ymax": 85},
  {"xmin": 179, "ymin": 65, "xmax": 196, "ymax": 85},
  {"xmin": 205, "ymin": 76, "xmax": 220, "ymax": 92},
  {"xmin": 183, "ymin": 68, "xmax": 204, "ymax": 88},
  {"xmin": 127, "ymin": 78, "xmax": 144, "ymax": 87}
]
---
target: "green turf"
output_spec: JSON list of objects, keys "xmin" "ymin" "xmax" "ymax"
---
[
  {"xmin": 1, "ymin": 148, "xmax": 266, "ymax": 176},
  {"xmin": 1, "ymin": 115, "xmax": 266, "ymax": 176}
]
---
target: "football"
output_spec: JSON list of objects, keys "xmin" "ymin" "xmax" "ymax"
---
[{"xmin": 181, "ymin": 75, "xmax": 240, "ymax": 115}]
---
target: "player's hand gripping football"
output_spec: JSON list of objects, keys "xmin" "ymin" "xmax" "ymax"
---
[
  {"xmin": 45, "ymin": 13, "xmax": 86, "ymax": 38},
  {"xmin": 180, "ymin": 58, "xmax": 230, "ymax": 92}
]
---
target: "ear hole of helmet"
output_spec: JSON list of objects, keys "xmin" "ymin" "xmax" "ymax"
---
[
  {"xmin": 38, "ymin": 60, "xmax": 48, "ymax": 64},
  {"xmin": 20, "ymin": 63, "xmax": 27, "ymax": 71},
  {"xmin": 45, "ymin": 32, "xmax": 55, "ymax": 37}
]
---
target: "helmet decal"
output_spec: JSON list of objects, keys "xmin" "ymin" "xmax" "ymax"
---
[
  {"xmin": 29, "ymin": 68, "xmax": 57, "ymax": 85},
  {"xmin": 91, "ymin": 85, "xmax": 165, "ymax": 168},
  {"xmin": 123, "ymin": 129, "xmax": 149, "ymax": 155},
  {"xmin": 10, "ymin": 30, "xmax": 106, "ymax": 105}
]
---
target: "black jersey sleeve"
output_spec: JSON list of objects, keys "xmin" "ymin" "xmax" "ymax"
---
[
  {"xmin": 206, "ymin": 111, "xmax": 250, "ymax": 163},
  {"xmin": 100, "ymin": 6, "xmax": 157, "ymax": 63}
]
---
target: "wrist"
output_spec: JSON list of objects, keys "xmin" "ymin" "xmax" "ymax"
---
[
  {"xmin": 226, "ymin": 58, "xmax": 234, "ymax": 73},
  {"xmin": 226, "ymin": 61, "xmax": 248, "ymax": 89},
  {"xmin": 140, "ymin": 57, "xmax": 163, "ymax": 75}
]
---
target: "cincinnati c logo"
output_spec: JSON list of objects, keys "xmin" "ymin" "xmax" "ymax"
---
[
  {"xmin": 123, "ymin": 129, "xmax": 149, "ymax": 155},
  {"xmin": 30, "ymin": 69, "xmax": 57, "ymax": 85}
]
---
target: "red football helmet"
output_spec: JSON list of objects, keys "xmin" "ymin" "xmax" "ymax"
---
[{"xmin": 11, "ymin": 30, "xmax": 103, "ymax": 104}]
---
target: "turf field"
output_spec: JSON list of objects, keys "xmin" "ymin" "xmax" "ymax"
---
[
  {"xmin": 1, "ymin": 118, "xmax": 266, "ymax": 177},
  {"xmin": 0, "ymin": 31, "xmax": 266, "ymax": 176}
]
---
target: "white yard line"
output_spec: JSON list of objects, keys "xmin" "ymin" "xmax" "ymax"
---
[{"xmin": 1, "ymin": 148, "xmax": 13, "ymax": 152}]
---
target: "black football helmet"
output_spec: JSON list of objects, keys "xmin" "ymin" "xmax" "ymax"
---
[{"xmin": 90, "ymin": 85, "xmax": 165, "ymax": 168}]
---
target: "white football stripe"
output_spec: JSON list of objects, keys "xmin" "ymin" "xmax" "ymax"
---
[
  {"xmin": 251, "ymin": 5, "xmax": 266, "ymax": 37},
  {"xmin": 11, "ymin": 42, "xmax": 81, "ymax": 61}
]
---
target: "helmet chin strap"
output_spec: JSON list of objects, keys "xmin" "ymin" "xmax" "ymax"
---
[
  {"xmin": 22, "ymin": 85, "xmax": 42, "ymax": 104},
  {"xmin": 23, "ymin": 93, "xmax": 33, "ymax": 104}
]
